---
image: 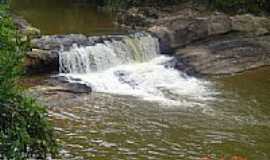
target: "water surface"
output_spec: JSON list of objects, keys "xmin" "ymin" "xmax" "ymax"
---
[
  {"xmin": 13, "ymin": 1, "xmax": 270, "ymax": 159},
  {"xmin": 36, "ymin": 68, "xmax": 270, "ymax": 160},
  {"xmin": 10, "ymin": 0, "xmax": 122, "ymax": 35}
]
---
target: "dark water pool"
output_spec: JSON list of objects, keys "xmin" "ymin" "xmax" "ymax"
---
[{"xmin": 10, "ymin": 0, "xmax": 122, "ymax": 35}]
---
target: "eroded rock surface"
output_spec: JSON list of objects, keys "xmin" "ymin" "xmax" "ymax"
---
[
  {"xmin": 25, "ymin": 49, "xmax": 59, "ymax": 74},
  {"xmin": 231, "ymin": 14, "xmax": 270, "ymax": 35},
  {"xmin": 149, "ymin": 13, "xmax": 270, "ymax": 50},
  {"xmin": 28, "ymin": 76, "xmax": 92, "ymax": 100},
  {"xmin": 174, "ymin": 35, "xmax": 270, "ymax": 75},
  {"xmin": 133, "ymin": 8, "xmax": 270, "ymax": 75},
  {"xmin": 26, "ymin": 34, "xmax": 127, "ymax": 73}
]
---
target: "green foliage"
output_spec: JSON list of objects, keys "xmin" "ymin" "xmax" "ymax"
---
[{"xmin": 0, "ymin": 5, "xmax": 58, "ymax": 159}]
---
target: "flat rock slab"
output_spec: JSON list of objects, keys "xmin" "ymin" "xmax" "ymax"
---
[
  {"xmin": 26, "ymin": 33, "xmax": 136, "ymax": 74},
  {"xmin": 27, "ymin": 76, "xmax": 92, "ymax": 107},
  {"xmin": 30, "ymin": 34, "xmax": 126, "ymax": 51},
  {"xmin": 175, "ymin": 34, "xmax": 270, "ymax": 75},
  {"xmin": 149, "ymin": 13, "xmax": 270, "ymax": 53}
]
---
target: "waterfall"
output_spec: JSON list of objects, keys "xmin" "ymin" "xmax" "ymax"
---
[
  {"xmin": 59, "ymin": 33, "xmax": 160, "ymax": 73},
  {"xmin": 59, "ymin": 33, "xmax": 214, "ymax": 105}
]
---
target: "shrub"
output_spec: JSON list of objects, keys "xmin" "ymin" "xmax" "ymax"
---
[{"xmin": 0, "ymin": 4, "xmax": 57, "ymax": 159}]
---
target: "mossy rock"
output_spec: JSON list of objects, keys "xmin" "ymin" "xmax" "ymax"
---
[{"xmin": 23, "ymin": 26, "xmax": 41, "ymax": 38}]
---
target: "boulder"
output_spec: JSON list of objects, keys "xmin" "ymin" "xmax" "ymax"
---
[
  {"xmin": 174, "ymin": 34, "xmax": 270, "ymax": 75},
  {"xmin": 25, "ymin": 49, "xmax": 59, "ymax": 74},
  {"xmin": 149, "ymin": 13, "xmax": 232, "ymax": 51},
  {"xmin": 26, "ymin": 34, "xmax": 101, "ymax": 73}
]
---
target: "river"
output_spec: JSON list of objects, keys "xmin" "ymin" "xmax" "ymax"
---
[
  {"xmin": 10, "ymin": 0, "xmax": 122, "ymax": 35},
  {"xmin": 12, "ymin": 0, "xmax": 270, "ymax": 159}
]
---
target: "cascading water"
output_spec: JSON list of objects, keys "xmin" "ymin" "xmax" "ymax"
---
[
  {"xmin": 59, "ymin": 33, "xmax": 159, "ymax": 73},
  {"xmin": 59, "ymin": 33, "xmax": 214, "ymax": 105}
]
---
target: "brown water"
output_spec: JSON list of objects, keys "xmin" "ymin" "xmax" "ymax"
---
[
  {"xmin": 10, "ymin": 0, "xmax": 122, "ymax": 35},
  {"xmin": 31, "ymin": 68, "xmax": 270, "ymax": 160},
  {"xmin": 12, "ymin": 0, "xmax": 270, "ymax": 159}
]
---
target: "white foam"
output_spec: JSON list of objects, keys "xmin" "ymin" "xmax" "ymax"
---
[
  {"xmin": 59, "ymin": 33, "xmax": 159, "ymax": 73},
  {"xmin": 58, "ymin": 33, "xmax": 215, "ymax": 106},
  {"xmin": 60, "ymin": 56, "xmax": 213, "ymax": 105}
]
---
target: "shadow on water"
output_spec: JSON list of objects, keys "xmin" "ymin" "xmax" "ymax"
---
[{"xmin": 10, "ymin": 0, "xmax": 123, "ymax": 35}]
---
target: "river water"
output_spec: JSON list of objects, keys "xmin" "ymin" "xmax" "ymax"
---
[
  {"xmin": 53, "ymin": 34, "xmax": 270, "ymax": 160},
  {"xmin": 12, "ymin": 0, "xmax": 270, "ymax": 159},
  {"xmin": 48, "ymin": 67, "xmax": 270, "ymax": 160},
  {"xmin": 10, "ymin": 0, "xmax": 122, "ymax": 35}
]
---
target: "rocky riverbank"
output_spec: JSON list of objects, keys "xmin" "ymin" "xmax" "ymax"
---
[
  {"xmin": 13, "ymin": 4, "xmax": 270, "ymax": 76},
  {"xmin": 118, "ymin": 5, "xmax": 270, "ymax": 75}
]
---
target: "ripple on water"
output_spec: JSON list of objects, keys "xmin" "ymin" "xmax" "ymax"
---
[{"xmin": 46, "ymin": 69, "xmax": 270, "ymax": 160}]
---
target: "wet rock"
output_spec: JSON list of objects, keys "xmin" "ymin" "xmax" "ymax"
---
[
  {"xmin": 28, "ymin": 81, "xmax": 96, "ymax": 110},
  {"xmin": 30, "ymin": 34, "xmax": 89, "ymax": 51},
  {"xmin": 27, "ymin": 33, "xmax": 149, "ymax": 74},
  {"xmin": 29, "ymin": 76, "xmax": 92, "ymax": 96},
  {"xmin": 30, "ymin": 34, "xmax": 128, "ymax": 51},
  {"xmin": 51, "ymin": 83, "xmax": 92, "ymax": 94},
  {"xmin": 28, "ymin": 84, "xmax": 91, "ymax": 107},
  {"xmin": 174, "ymin": 34, "xmax": 270, "ymax": 75},
  {"xmin": 27, "ymin": 34, "xmax": 116, "ymax": 73},
  {"xmin": 25, "ymin": 49, "xmax": 59, "ymax": 74}
]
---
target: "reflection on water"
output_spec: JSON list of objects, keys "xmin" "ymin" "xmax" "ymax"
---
[
  {"xmin": 34, "ymin": 68, "xmax": 270, "ymax": 160},
  {"xmin": 10, "ymin": 0, "xmax": 122, "ymax": 35}
]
